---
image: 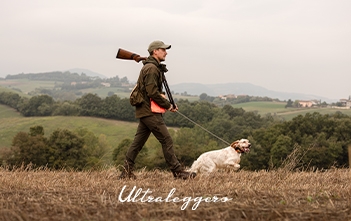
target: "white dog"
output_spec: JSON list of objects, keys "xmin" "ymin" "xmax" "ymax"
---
[{"xmin": 189, "ymin": 139, "xmax": 251, "ymax": 174}]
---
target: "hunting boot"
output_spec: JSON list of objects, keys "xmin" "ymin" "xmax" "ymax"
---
[
  {"xmin": 118, "ymin": 161, "xmax": 137, "ymax": 180},
  {"xmin": 172, "ymin": 169, "xmax": 196, "ymax": 180}
]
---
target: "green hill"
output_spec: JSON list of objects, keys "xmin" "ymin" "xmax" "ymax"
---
[
  {"xmin": 0, "ymin": 104, "xmax": 22, "ymax": 119},
  {"xmin": 232, "ymin": 101, "xmax": 351, "ymax": 121},
  {"xmin": 0, "ymin": 85, "xmax": 31, "ymax": 98},
  {"xmin": 0, "ymin": 113, "xmax": 138, "ymax": 150},
  {"xmin": 232, "ymin": 101, "xmax": 287, "ymax": 115},
  {"xmin": 0, "ymin": 79, "xmax": 55, "ymax": 94}
]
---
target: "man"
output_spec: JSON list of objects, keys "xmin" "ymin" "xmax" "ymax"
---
[{"xmin": 118, "ymin": 40, "xmax": 195, "ymax": 180}]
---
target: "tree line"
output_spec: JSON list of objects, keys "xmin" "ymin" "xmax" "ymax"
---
[
  {"xmin": 5, "ymin": 71, "xmax": 94, "ymax": 82},
  {"xmin": 1, "ymin": 90, "xmax": 350, "ymax": 170},
  {"xmin": 0, "ymin": 92, "xmax": 136, "ymax": 121}
]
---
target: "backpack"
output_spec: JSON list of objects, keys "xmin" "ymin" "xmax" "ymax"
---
[{"xmin": 129, "ymin": 84, "xmax": 144, "ymax": 106}]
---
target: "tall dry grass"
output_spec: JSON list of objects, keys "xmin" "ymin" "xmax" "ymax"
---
[{"xmin": 0, "ymin": 164, "xmax": 350, "ymax": 221}]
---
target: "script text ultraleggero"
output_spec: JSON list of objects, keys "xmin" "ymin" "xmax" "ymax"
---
[{"xmin": 118, "ymin": 185, "xmax": 233, "ymax": 210}]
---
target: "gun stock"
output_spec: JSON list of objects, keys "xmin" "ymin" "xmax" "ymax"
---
[{"xmin": 116, "ymin": 48, "xmax": 146, "ymax": 63}]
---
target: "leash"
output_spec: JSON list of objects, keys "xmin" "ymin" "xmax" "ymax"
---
[
  {"xmin": 162, "ymin": 75, "xmax": 230, "ymax": 146},
  {"xmin": 175, "ymin": 110, "xmax": 231, "ymax": 146}
]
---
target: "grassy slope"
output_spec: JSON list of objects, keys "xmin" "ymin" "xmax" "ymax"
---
[
  {"xmin": 0, "ymin": 104, "xmax": 22, "ymax": 119},
  {"xmin": 0, "ymin": 104, "xmax": 139, "ymax": 149},
  {"xmin": 0, "ymin": 79, "xmax": 56, "ymax": 94},
  {"xmin": 0, "ymin": 85, "xmax": 31, "ymax": 99},
  {"xmin": 232, "ymin": 101, "xmax": 287, "ymax": 115}
]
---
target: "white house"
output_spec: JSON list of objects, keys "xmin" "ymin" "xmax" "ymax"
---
[{"xmin": 340, "ymin": 99, "xmax": 351, "ymax": 108}]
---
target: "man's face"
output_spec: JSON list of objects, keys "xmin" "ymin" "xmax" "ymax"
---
[{"xmin": 153, "ymin": 48, "xmax": 167, "ymax": 62}]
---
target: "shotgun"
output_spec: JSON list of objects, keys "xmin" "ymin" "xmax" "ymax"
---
[{"xmin": 115, "ymin": 48, "xmax": 176, "ymax": 107}]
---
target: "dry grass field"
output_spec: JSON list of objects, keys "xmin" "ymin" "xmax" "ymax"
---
[{"xmin": 0, "ymin": 166, "xmax": 350, "ymax": 221}]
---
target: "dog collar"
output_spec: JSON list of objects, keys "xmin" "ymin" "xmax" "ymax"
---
[
  {"xmin": 234, "ymin": 146, "xmax": 244, "ymax": 153},
  {"xmin": 235, "ymin": 149, "xmax": 243, "ymax": 153}
]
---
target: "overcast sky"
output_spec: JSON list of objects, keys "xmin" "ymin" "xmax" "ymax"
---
[{"xmin": 1, "ymin": 0, "xmax": 350, "ymax": 99}]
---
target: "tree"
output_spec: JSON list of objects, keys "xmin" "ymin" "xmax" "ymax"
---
[
  {"xmin": 20, "ymin": 95, "xmax": 54, "ymax": 116},
  {"xmin": 76, "ymin": 93, "xmax": 102, "ymax": 116},
  {"xmin": 100, "ymin": 95, "xmax": 121, "ymax": 118},
  {"xmin": 221, "ymin": 105, "xmax": 245, "ymax": 119},
  {"xmin": 29, "ymin": 125, "xmax": 45, "ymax": 136},
  {"xmin": 48, "ymin": 129, "xmax": 86, "ymax": 170},
  {"xmin": 107, "ymin": 91, "xmax": 115, "ymax": 97},
  {"xmin": 199, "ymin": 93, "xmax": 208, "ymax": 100},
  {"xmin": 112, "ymin": 138, "xmax": 150, "ymax": 170},
  {"xmin": 120, "ymin": 76, "xmax": 129, "ymax": 84},
  {"xmin": 6, "ymin": 126, "xmax": 110, "ymax": 170},
  {"xmin": 112, "ymin": 138, "xmax": 132, "ymax": 167},
  {"xmin": 52, "ymin": 102, "xmax": 80, "ymax": 116},
  {"xmin": 116, "ymin": 98, "xmax": 135, "ymax": 121},
  {"xmin": 240, "ymin": 136, "xmax": 270, "ymax": 170},
  {"xmin": 0, "ymin": 92, "xmax": 21, "ymax": 109},
  {"xmin": 74, "ymin": 128, "xmax": 109, "ymax": 168},
  {"xmin": 10, "ymin": 126, "xmax": 49, "ymax": 167},
  {"xmin": 285, "ymin": 99, "xmax": 293, "ymax": 108},
  {"xmin": 270, "ymin": 135, "xmax": 293, "ymax": 167}
]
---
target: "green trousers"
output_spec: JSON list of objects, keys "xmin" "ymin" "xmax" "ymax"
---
[{"xmin": 125, "ymin": 113, "xmax": 182, "ymax": 172}]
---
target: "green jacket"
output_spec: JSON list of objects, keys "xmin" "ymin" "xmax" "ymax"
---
[{"xmin": 135, "ymin": 56, "xmax": 172, "ymax": 118}]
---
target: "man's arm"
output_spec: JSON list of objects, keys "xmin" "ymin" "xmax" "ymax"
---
[{"xmin": 144, "ymin": 72, "xmax": 171, "ymax": 110}]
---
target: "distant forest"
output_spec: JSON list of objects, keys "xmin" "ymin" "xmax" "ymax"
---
[
  {"xmin": 6, "ymin": 71, "xmax": 94, "ymax": 82},
  {"xmin": 4, "ymin": 71, "xmax": 132, "ymax": 101},
  {"xmin": 5, "ymin": 71, "xmax": 130, "ymax": 86}
]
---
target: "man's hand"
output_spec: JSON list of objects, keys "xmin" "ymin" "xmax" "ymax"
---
[{"xmin": 168, "ymin": 104, "xmax": 178, "ymax": 112}]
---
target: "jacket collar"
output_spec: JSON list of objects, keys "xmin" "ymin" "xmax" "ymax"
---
[{"xmin": 143, "ymin": 56, "xmax": 168, "ymax": 73}]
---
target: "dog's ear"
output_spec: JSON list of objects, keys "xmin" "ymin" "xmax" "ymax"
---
[{"xmin": 230, "ymin": 140, "xmax": 239, "ymax": 147}]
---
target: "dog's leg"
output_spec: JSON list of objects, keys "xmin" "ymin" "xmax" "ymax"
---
[
  {"xmin": 188, "ymin": 160, "xmax": 200, "ymax": 173},
  {"xmin": 234, "ymin": 163, "xmax": 240, "ymax": 170},
  {"xmin": 233, "ymin": 163, "xmax": 240, "ymax": 171},
  {"xmin": 226, "ymin": 163, "xmax": 240, "ymax": 171},
  {"xmin": 200, "ymin": 161, "xmax": 216, "ymax": 174}
]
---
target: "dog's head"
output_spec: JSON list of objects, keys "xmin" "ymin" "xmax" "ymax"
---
[{"xmin": 230, "ymin": 139, "xmax": 251, "ymax": 153}]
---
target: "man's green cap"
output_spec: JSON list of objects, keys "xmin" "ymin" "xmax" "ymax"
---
[{"xmin": 148, "ymin": 40, "xmax": 171, "ymax": 53}]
